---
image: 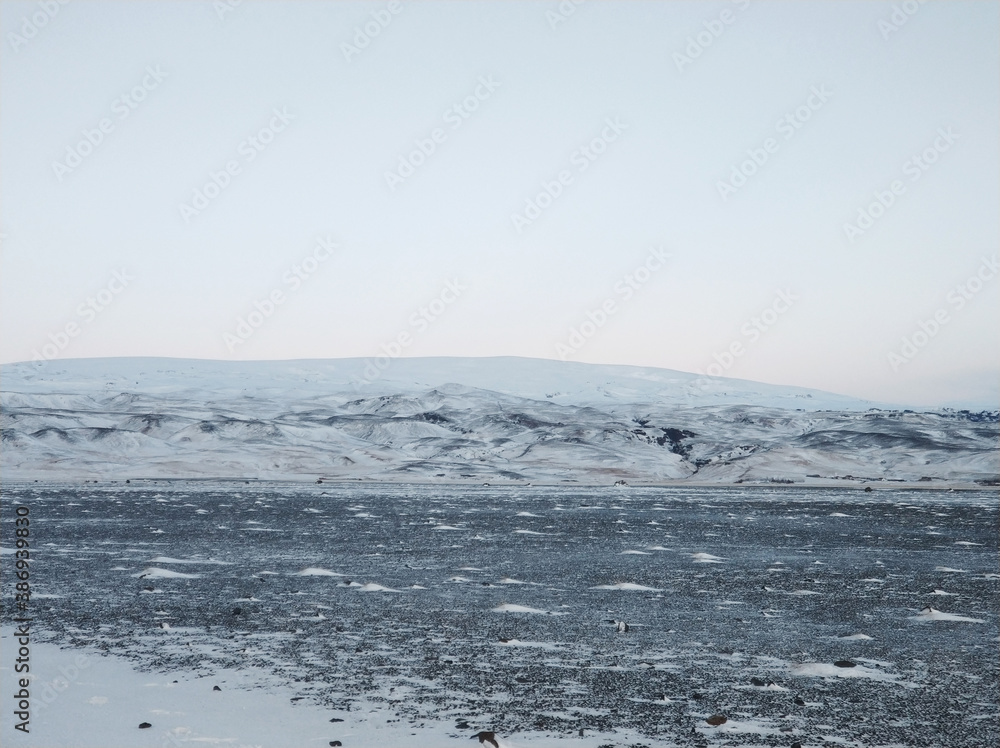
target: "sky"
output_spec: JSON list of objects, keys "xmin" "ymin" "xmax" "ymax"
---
[{"xmin": 1, "ymin": 0, "xmax": 997, "ymax": 409}]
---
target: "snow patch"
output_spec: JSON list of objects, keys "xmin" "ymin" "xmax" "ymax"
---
[
  {"xmin": 591, "ymin": 582, "xmax": 662, "ymax": 591},
  {"xmin": 491, "ymin": 603, "xmax": 549, "ymax": 614},
  {"xmin": 909, "ymin": 606, "xmax": 984, "ymax": 623},
  {"xmin": 133, "ymin": 567, "xmax": 199, "ymax": 579}
]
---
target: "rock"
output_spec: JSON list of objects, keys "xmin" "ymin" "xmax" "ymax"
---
[
  {"xmin": 691, "ymin": 692, "xmax": 704, "ymax": 699},
  {"xmin": 213, "ymin": 686, "xmax": 221, "ymax": 691},
  {"xmin": 139, "ymin": 722, "xmax": 152, "ymax": 729},
  {"xmin": 791, "ymin": 743, "xmax": 803, "ymax": 748},
  {"xmin": 751, "ymin": 676, "xmax": 766, "ymax": 686},
  {"xmin": 473, "ymin": 732, "xmax": 499, "ymax": 748},
  {"xmin": 329, "ymin": 718, "xmax": 344, "ymax": 723},
  {"xmin": 834, "ymin": 660, "xmax": 856, "ymax": 668},
  {"xmin": 329, "ymin": 742, "xmax": 342, "ymax": 747},
  {"xmin": 232, "ymin": 607, "xmax": 242, "ymax": 616},
  {"xmin": 794, "ymin": 697, "xmax": 805, "ymax": 706},
  {"xmin": 706, "ymin": 714, "xmax": 727, "ymax": 726}
]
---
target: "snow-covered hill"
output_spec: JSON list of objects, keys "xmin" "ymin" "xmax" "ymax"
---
[{"xmin": 1, "ymin": 357, "xmax": 996, "ymax": 485}]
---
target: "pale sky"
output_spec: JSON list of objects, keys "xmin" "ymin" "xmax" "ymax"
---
[{"xmin": 1, "ymin": 0, "xmax": 997, "ymax": 408}]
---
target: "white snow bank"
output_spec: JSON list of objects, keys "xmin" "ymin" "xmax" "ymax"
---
[
  {"xmin": 354, "ymin": 583, "xmax": 399, "ymax": 592},
  {"xmin": 590, "ymin": 582, "xmax": 662, "ymax": 591},
  {"xmin": 132, "ymin": 568, "xmax": 199, "ymax": 579},
  {"xmin": 690, "ymin": 553, "xmax": 724, "ymax": 563},
  {"xmin": 908, "ymin": 607, "xmax": 984, "ymax": 623},
  {"xmin": 491, "ymin": 603, "xmax": 549, "ymax": 614},
  {"xmin": 789, "ymin": 662, "xmax": 905, "ymax": 684},
  {"xmin": 293, "ymin": 567, "xmax": 345, "ymax": 576}
]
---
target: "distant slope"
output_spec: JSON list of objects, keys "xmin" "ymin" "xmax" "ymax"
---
[{"xmin": 1, "ymin": 357, "xmax": 996, "ymax": 485}]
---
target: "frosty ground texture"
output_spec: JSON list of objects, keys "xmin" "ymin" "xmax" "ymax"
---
[{"xmin": 3, "ymin": 483, "xmax": 997, "ymax": 747}]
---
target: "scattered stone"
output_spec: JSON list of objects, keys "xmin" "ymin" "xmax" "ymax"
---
[
  {"xmin": 138, "ymin": 722, "xmax": 152, "ymax": 729},
  {"xmin": 706, "ymin": 714, "xmax": 728, "ymax": 726},
  {"xmin": 834, "ymin": 659, "xmax": 857, "ymax": 668}
]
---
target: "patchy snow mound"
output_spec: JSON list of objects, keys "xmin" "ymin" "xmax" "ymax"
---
[
  {"xmin": 789, "ymin": 662, "xmax": 904, "ymax": 684},
  {"xmin": 909, "ymin": 606, "xmax": 984, "ymax": 623},
  {"xmin": 491, "ymin": 603, "xmax": 549, "ymax": 614},
  {"xmin": 293, "ymin": 567, "xmax": 345, "ymax": 576},
  {"xmin": 691, "ymin": 553, "xmax": 724, "ymax": 563},
  {"xmin": 591, "ymin": 582, "xmax": 662, "ymax": 591},
  {"xmin": 133, "ymin": 567, "xmax": 199, "ymax": 579},
  {"xmin": 355, "ymin": 583, "xmax": 399, "ymax": 592}
]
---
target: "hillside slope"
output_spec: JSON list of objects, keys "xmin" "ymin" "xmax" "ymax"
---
[{"xmin": 1, "ymin": 357, "xmax": 996, "ymax": 484}]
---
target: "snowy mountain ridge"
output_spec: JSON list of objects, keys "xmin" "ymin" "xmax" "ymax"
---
[{"xmin": 1, "ymin": 356, "xmax": 996, "ymax": 485}]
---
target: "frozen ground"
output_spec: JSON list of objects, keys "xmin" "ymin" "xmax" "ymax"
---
[{"xmin": 2, "ymin": 483, "xmax": 998, "ymax": 747}]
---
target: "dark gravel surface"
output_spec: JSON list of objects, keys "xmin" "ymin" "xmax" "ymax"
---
[{"xmin": 3, "ymin": 483, "xmax": 997, "ymax": 747}]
